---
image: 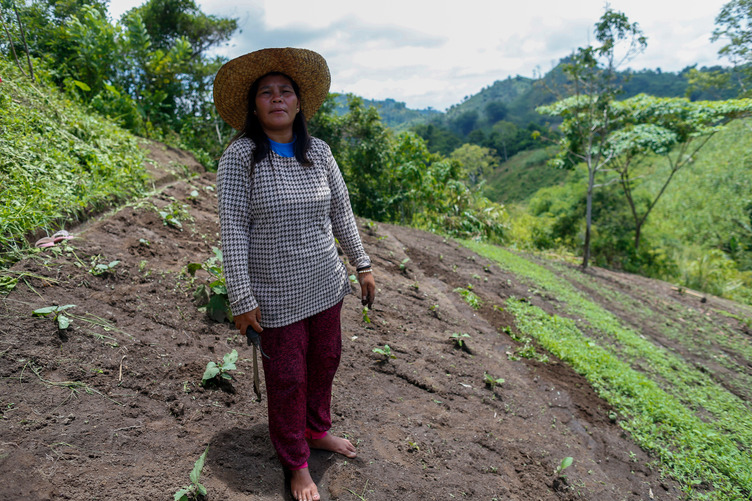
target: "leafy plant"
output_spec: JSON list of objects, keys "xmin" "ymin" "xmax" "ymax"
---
[
  {"xmin": 89, "ymin": 257, "xmax": 120, "ymax": 276},
  {"xmin": 429, "ymin": 304, "xmax": 440, "ymax": 318},
  {"xmin": 483, "ymin": 372, "xmax": 505, "ymax": 390},
  {"xmin": 174, "ymin": 447, "xmax": 209, "ymax": 501},
  {"xmin": 187, "ymin": 248, "xmax": 232, "ymax": 323},
  {"xmin": 32, "ymin": 305, "xmax": 76, "ymax": 330},
  {"xmin": 556, "ymin": 456, "xmax": 574, "ymax": 476},
  {"xmin": 202, "ymin": 350, "xmax": 238, "ymax": 386},
  {"xmin": 450, "ymin": 332, "xmax": 471, "ymax": 348},
  {"xmin": 363, "ymin": 220, "xmax": 378, "ymax": 234},
  {"xmin": 362, "ymin": 306, "xmax": 371, "ymax": 324},
  {"xmin": 453, "ymin": 286, "xmax": 483, "ymax": 310},
  {"xmin": 373, "ymin": 344, "xmax": 396, "ymax": 360},
  {"xmin": 399, "ymin": 257, "xmax": 410, "ymax": 272},
  {"xmin": 157, "ymin": 198, "xmax": 193, "ymax": 229}
]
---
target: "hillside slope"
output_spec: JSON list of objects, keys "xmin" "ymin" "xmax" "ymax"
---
[{"xmin": 1, "ymin": 149, "xmax": 750, "ymax": 500}]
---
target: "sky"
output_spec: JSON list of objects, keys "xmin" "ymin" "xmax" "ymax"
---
[{"xmin": 107, "ymin": 0, "xmax": 732, "ymax": 111}]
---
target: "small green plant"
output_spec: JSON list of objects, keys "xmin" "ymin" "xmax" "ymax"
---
[
  {"xmin": 363, "ymin": 220, "xmax": 378, "ymax": 234},
  {"xmin": 174, "ymin": 446, "xmax": 209, "ymax": 501},
  {"xmin": 89, "ymin": 256, "xmax": 120, "ymax": 276},
  {"xmin": 187, "ymin": 248, "xmax": 232, "ymax": 323},
  {"xmin": 429, "ymin": 304, "xmax": 440, "ymax": 318},
  {"xmin": 202, "ymin": 350, "xmax": 238, "ymax": 386},
  {"xmin": 362, "ymin": 306, "xmax": 371, "ymax": 324},
  {"xmin": 399, "ymin": 257, "xmax": 410, "ymax": 272},
  {"xmin": 450, "ymin": 332, "xmax": 471, "ymax": 348},
  {"xmin": 483, "ymin": 372, "xmax": 505, "ymax": 390},
  {"xmin": 32, "ymin": 304, "xmax": 76, "ymax": 330},
  {"xmin": 555, "ymin": 456, "xmax": 573, "ymax": 476},
  {"xmin": 453, "ymin": 286, "xmax": 482, "ymax": 310},
  {"xmin": 157, "ymin": 198, "xmax": 192, "ymax": 229},
  {"xmin": 187, "ymin": 189, "xmax": 200, "ymax": 201},
  {"xmin": 373, "ymin": 344, "xmax": 396, "ymax": 360}
]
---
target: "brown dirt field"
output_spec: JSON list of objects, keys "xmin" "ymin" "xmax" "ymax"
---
[{"xmin": 6, "ymin": 141, "xmax": 741, "ymax": 500}]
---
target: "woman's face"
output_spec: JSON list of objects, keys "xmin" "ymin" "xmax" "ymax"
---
[{"xmin": 254, "ymin": 74, "xmax": 299, "ymax": 138}]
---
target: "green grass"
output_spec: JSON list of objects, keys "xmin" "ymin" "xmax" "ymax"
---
[
  {"xmin": 483, "ymin": 146, "xmax": 564, "ymax": 204},
  {"xmin": 547, "ymin": 261, "xmax": 752, "ymax": 399},
  {"xmin": 461, "ymin": 239, "xmax": 752, "ymax": 500},
  {"xmin": 0, "ymin": 58, "xmax": 148, "ymax": 267}
]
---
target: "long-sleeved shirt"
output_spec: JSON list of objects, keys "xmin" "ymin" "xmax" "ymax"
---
[{"xmin": 216, "ymin": 136, "xmax": 371, "ymax": 328}]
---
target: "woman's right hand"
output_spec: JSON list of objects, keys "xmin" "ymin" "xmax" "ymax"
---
[{"xmin": 235, "ymin": 307, "xmax": 263, "ymax": 335}]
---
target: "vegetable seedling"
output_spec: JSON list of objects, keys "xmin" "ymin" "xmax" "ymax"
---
[
  {"xmin": 555, "ymin": 456, "xmax": 573, "ymax": 476},
  {"xmin": 399, "ymin": 258, "xmax": 410, "ymax": 272},
  {"xmin": 453, "ymin": 287, "xmax": 482, "ymax": 310},
  {"xmin": 483, "ymin": 372, "xmax": 505, "ymax": 390},
  {"xmin": 188, "ymin": 248, "xmax": 232, "ymax": 323},
  {"xmin": 202, "ymin": 350, "xmax": 238, "ymax": 386},
  {"xmin": 174, "ymin": 447, "xmax": 209, "ymax": 501},
  {"xmin": 429, "ymin": 304, "xmax": 440, "ymax": 318},
  {"xmin": 32, "ymin": 304, "xmax": 76, "ymax": 330},
  {"xmin": 373, "ymin": 344, "xmax": 396, "ymax": 360},
  {"xmin": 89, "ymin": 259, "xmax": 120, "ymax": 276},
  {"xmin": 362, "ymin": 306, "xmax": 371, "ymax": 324},
  {"xmin": 450, "ymin": 332, "xmax": 471, "ymax": 348}
]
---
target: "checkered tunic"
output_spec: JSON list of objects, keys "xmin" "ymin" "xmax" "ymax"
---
[{"xmin": 217, "ymin": 137, "xmax": 371, "ymax": 328}]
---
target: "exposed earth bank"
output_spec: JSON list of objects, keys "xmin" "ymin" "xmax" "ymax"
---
[{"xmin": 5, "ymin": 141, "xmax": 746, "ymax": 500}]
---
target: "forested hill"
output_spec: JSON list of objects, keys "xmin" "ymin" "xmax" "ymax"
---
[
  {"xmin": 332, "ymin": 94, "xmax": 441, "ymax": 129},
  {"xmin": 375, "ymin": 62, "xmax": 743, "ymax": 134}
]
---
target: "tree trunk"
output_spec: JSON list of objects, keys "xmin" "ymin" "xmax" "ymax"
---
[
  {"xmin": 582, "ymin": 166, "xmax": 594, "ymax": 269},
  {"xmin": 0, "ymin": 7, "xmax": 26, "ymax": 77},
  {"xmin": 12, "ymin": 3, "xmax": 34, "ymax": 80}
]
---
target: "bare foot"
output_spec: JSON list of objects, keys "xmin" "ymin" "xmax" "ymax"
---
[
  {"xmin": 307, "ymin": 434, "xmax": 357, "ymax": 458},
  {"xmin": 290, "ymin": 467, "xmax": 320, "ymax": 501}
]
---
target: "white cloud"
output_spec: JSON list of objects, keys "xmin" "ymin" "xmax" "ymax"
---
[{"xmin": 108, "ymin": 0, "xmax": 731, "ymax": 110}]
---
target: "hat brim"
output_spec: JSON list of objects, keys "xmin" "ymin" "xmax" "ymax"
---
[{"xmin": 213, "ymin": 48, "xmax": 331, "ymax": 130}]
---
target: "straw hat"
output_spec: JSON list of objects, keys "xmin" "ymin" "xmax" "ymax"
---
[{"xmin": 213, "ymin": 47, "xmax": 331, "ymax": 130}]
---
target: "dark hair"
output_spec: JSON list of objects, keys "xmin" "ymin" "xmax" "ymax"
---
[{"xmin": 230, "ymin": 72, "xmax": 312, "ymax": 167}]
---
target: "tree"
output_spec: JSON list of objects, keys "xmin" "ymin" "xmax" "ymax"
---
[
  {"xmin": 537, "ymin": 6, "xmax": 647, "ymax": 269},
  {"xmin": 450, "ymin": 109, "xmax": 479, "ymax": 136},
  {"xmin": 485, "ymin": 100, "xmax": 508, "ymax": 123},
  {"xmin": 449, "ymin": 143, "xmax": 500, "ymax": 185},
  {"xmin": 712, "ymin": 0, "xmax": 752, "ymax": 95},
  {"xmin": 607, "ymin": 94, "xmax": 752, "ymax": 250}
]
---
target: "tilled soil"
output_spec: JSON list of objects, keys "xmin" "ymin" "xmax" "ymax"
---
[{"xmin": 6, "ymin": 141, "xmax": 741, "ymax": 500}]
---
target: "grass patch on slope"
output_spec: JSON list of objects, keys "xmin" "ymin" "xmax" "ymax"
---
[
  {"xmin": 547, "ymin": 261, "xmax": 752, "ymax": 399},
  {"xmin": 462, "ymin": 240, "xmax": 752, "ymax": 501},
  {"xmin": 483, "ymin": 146, "xmax": 564, "ymax": 204},
  {"xmin": 0, "ymin": 59, "xmax": 148, "ymax": 267}
]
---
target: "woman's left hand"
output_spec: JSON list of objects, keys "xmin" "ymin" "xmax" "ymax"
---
[{"xmin": 359, "ymin": 272, "xmax": 376, "ymax": 308}]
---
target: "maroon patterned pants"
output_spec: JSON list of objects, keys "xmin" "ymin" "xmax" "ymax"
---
[{"xmin": 259, "ymin": 300, "xmax": 343, "ymax": 470}]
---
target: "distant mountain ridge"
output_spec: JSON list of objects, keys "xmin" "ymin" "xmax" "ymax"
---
[
  {"xmin": 331, "ymin": 94, "xmax": 441, "ymax": 129},
  {"xmin": 337, "ymin": 62, "xmax": 741, "ymax": 133}
]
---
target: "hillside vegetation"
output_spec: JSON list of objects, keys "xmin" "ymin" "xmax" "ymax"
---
[
  {"xmin": 0, "ymin": 58, "xmax": 149, "ymax": 266},
  {"xmin": 2, "ymin": 2, "xmax": 752, "ymax": 498}
]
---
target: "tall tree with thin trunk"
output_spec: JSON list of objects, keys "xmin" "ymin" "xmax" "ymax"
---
[
  {"xmin": 607, "ymin": 95, "xmax": 752, "ymax": 250},
  {"xmin": 538, "ymin": 7, "xmax": 647, "ymax": 269}
]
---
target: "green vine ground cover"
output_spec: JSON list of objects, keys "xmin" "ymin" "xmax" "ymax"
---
[
  {"xmin": 546, "ymin": 261, "xmax": 752, "ymax": 401},
  {"xmin": 461, "ymin": 240, "xmax": 752, "ymax": 500},
  {"xmin": 0, "ymin": 58, "xmax": 148, "ymax": 267}
]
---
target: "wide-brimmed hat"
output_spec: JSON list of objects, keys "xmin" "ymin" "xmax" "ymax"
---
[{"xmin": 213, "ymin": 47, "xmax": 331, "ymax": 130}]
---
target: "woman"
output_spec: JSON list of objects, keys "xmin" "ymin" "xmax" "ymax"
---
[{"xmin": 214, "ymin": 48, "xmax": 376, "ymax": 501}]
